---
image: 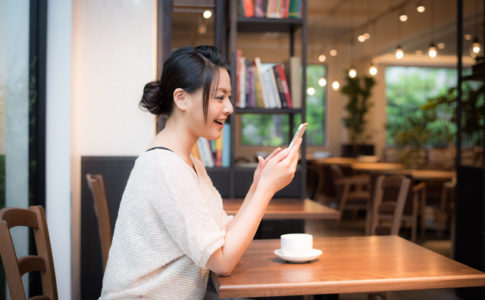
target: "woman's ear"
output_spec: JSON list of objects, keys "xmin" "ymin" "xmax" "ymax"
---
[{"xmin": 173, "ymin": 88, "xmax": 187, "ymax": 111}]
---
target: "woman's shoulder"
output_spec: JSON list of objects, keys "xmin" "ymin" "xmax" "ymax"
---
[{"xmin": 136, "ymin": 149, "xmax": 197, "ymax": 178}]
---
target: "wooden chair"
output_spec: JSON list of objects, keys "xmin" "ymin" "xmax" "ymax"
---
[
  {"xmin": 0, "ymin": 206, "xmax": 58, "ymax": 300},
  {"xmin": 330, "ymin": 164, "xmax": 370, "ymax": 218},
  {"xmin": 371, "ymin": 175, "xmax": 411, "ymax": 237},
  {"xmin": 86, "ymin": 173, "xmax": 112, "ymax": 270}
]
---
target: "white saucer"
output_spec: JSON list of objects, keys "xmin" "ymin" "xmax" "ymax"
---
[{"xmin": 274, "ymin": 248, "xmax": 323, "ymax": 263}]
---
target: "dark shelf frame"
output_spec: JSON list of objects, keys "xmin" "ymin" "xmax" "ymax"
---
[{"xmin": 220, "ymin": 0, "xmax": 308, "ymax": 199}]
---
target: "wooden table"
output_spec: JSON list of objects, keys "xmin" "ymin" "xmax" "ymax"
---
[
  {"xmin": 223, "ymin": 198, "xmax": 340, "ymax": 220},
  {"xmin": 351, "ymin": 162, "xmax": 404, "ymax": 172},
  {"xmin": 212, "ymin": 236, "xmax": 485, "ymax": 298},
  {"xmin": 310, "ymin": 157, "xmax": 357, "ymax": 166},
  {"xmin": 385, "ymin": 169, "xmax": 455, "ymax": 182}
]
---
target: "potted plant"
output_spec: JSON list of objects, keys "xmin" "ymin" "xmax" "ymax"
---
[{"xmin": 341, "ymin": 74, "xmax": 376, "ymax": 157}]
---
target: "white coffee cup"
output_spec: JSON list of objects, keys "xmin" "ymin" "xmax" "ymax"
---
[{"xmin": 280, "ymin": 233, "xmax": 313, "ymax": 256}]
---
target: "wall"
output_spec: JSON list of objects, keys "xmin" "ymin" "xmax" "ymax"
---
[{"xmin": 70, "ymin": 0, "xmax": 157, "ymax": 298}]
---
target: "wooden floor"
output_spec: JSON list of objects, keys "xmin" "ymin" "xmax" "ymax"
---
[{"xmin": 305, "ymin": 212, "xmax": 459, "ymax": 300}]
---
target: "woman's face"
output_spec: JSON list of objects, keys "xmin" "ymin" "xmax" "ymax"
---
[{"xmin": 186, "ymin": 68, "xmax": 233, "ymax": 140}]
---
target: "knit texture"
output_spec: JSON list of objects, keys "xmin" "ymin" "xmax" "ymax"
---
[{"xmin": 99, "ymin": 149, "xmax": 232, "ymax": 299}]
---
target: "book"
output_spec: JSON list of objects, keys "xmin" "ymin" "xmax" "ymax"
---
[
  {"xmin": 241, "ymin": 0, "xmax": 254, "ymax": 17},
  {"xmin": 253, "ymin": 57, "xmax": 271, "ymax": 108},
  {"xmin": 283, "ymin": 56, "xmax": 301, "ymax": 108},
  {"xmin": 254, "ymin": 0, "xmax": 265, "ymax": 17},
  {"xmin": 253, "ymin": 62, "xmax": 265, "ymax": 108},
  {"xmin": 275, "ymin": 64, "xmax": 292, "ymax": 108},
  {"xmin": 272, "ymin": 64, "xmax": 288, "ymax": 108},
  {"xmin": 288, "ymin": 0, "xmax": 301, "ymax": 18},
  {"xmin": 267, "ymin": 67, "xmax": 282, "ymax": 108}
]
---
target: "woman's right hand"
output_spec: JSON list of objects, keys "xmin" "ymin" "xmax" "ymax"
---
[{"xmin": 257, "ymin": 137, "xmax": 302, "ymax": 195}]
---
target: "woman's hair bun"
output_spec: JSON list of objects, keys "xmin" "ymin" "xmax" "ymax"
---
[{"xmin": 139, "ymin": 80, "xmax": 166, "ymax": 115}]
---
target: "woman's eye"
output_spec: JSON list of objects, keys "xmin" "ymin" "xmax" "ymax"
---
[{"xmin": 215, "ymin": 95, "xmax": 225, "ymax": 100}]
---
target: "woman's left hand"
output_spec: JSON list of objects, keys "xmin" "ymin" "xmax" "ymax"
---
[{"xmin": 252, "ymin": 148, "xmax": 283, "ymax": 189}]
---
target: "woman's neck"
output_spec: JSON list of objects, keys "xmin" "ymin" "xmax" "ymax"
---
[{"xmin": 148, "ymin": 118, "xmax": 196, "ymax": 167}]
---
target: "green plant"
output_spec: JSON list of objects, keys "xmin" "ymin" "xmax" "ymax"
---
[{"xmin": 341, "ymin": 74, "xmax": 376, "ymax": 149}]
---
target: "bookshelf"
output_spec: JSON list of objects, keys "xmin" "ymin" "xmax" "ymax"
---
[{"xmin": 209, "ymin": 0, "xmax": 307, "ymax": 204}]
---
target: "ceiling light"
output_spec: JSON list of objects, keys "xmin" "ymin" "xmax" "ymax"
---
[
  {"xmin": 437, "ymin": 42, "xmax": 446, "ymax": 49},
  {"xmin": 399, "ymin": 14, "xmax": 408, "ymax": 22},
  {"xmin": 358, "ymin": 35, "xmax": 366, "ymax": 43},
  {"xmin": 203, "ymin": 10, "xmax": 212, "ymax": 19},
  {"xmin": 416, "ymin": 2, "xmax": 425, "ymax": 13},
  {"xmin": 369, "ymin": 63, "xmax": 378, "ymax": 76},
  {"xmin": 395, "ymin": 45, "xmax": 404, "ymax": 59},
  {"xmin": 465, "ymin": 33, "xmax": 473, "ymax": 41},
  {"xmin": 318, "ymin": 77, "xmax": 327, "ymax": 87},
  {"xmin": 318, "ymin": 54, "xmax": 326, "ymax": 62},
  {"xmin": 329, "ymin": 49, "xmax": 338, "ymax": 56},
  {"xmin": 472, "ymin": 38, "xmax": 481, "ymax": 54},
  {"xmin": 348, "ymin": 67, "xmax": 357, "ymax": 78},
  {"xmin": 307, "ymin": 87, "xmax": 316, "ymax": 96},
  {"xmin": 363, "ymin": 32, "xmax": 370, "ymax": 40},
  {"xmin": 428, "ymin": 43, "xmax": 437, "ymax": 58},
  {"xmin": 331, "ymin": 80, "xmax": 340, "ymax": 91}
]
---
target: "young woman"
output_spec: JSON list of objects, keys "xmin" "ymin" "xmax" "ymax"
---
[{"xmin": 99, "ymin": 45, "xmax": 302, "ymax": 299}]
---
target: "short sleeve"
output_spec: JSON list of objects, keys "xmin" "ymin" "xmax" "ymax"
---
[{"xmin": 144, "ymin": 153, "xmax": 226, "ymax": 268}]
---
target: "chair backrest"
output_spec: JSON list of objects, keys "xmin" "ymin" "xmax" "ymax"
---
[
  {"xmin": 86, "ymin": 173, "xmax": 112, "ymax": 270},
  {"xmin": 371, "ymin": 175, "xmax": 411, "ymax": 236},
  {"xmin": 0, "ymin": 206, "xmax": 58, "ymax": 300}
]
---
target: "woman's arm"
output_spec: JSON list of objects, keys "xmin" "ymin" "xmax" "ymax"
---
[{"xmin": 206, "ymin": 138, "xmax": 302, "ymax": 275}]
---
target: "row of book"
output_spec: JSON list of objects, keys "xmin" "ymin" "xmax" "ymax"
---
[
  {"xmin": 236, "ymin": 51, "xmax": 301, "ymax": 109},
  {"xmin": 192, "ymin": 124, "xmax": 231, "ymax": 167},
  {"xmin": 239, "ymin": 0, "xmax": 302, "ymax": 19}
]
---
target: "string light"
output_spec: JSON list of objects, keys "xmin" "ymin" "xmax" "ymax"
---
[
  {"xmin": 331, "ymin": 80, "xmax": 340, "ymax": 91},
  {"xmin": 348, "ymin": 67, "xmax": 357, "ymax": 78},
  {"xmin": 318, "ymin": 77, "xmax": 327, "ymax": 87},
  {"xmin": 399, "ymin": 13, "xmax": 408, "ymax": 22},
  {"xmin": 318, "ymin": 54, "xmax": 326, "ymax": 62},
  {"xmin": 369, "ymin": 63, "xmax": 378, "ymax": 76},
  {"xmin": 307, "ymin": 87, "xmax": 316, "ymax": 96},
  {"xmin": 428, "ymin": 43, "xmax": 437, "ymax": 58},
  {"xmin": 395, "ymin": 46, "xmax": 404, "ymax": 59},
  {"xmin": 416, "ymin": 2, "xmax": 425, "ymax": 13},
  {"xmin": 202, "ymin": 10, "xmax": 212, "ymax": 19},
  {"xmin": 472, "ymin": 38, "xmax": 481, "ymax": 54},
  {"xmin": 329, "ymin": 49, "xmax": 338, "ymax": 56}
]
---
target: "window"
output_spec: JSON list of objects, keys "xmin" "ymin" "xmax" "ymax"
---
[
  {"xmin": 240, "ymin": 64, "xmax": 326, "ymax": 146},
  {"xmin": 386, "ymin": 66, "xmax": 459, "ymax": 147}
]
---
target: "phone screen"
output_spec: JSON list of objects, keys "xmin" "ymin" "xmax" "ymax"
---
[{"xmin": 289, "ymin": 123, "xmax": 308, "ymax": 149}]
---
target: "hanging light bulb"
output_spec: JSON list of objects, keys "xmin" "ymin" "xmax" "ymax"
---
[
  {"xmin": 428, "ymin": 43, "xmax": 437, "ymax": 58},
  {"xmin": 318, "ymin": 77, "xmax": 327, "ymax": 87},
  {"xmin": 358, "ymin": 35, "xmax": 366, "ymax": 43},
  {"xmin": 395, "ymin": 45, "xmax": 404, "ymax": 59},
  {"xmin": 348, "ymin": 67, "xmax": 357, "ymax": 78},
  {"xmin": 318, "ymin": 54, "xmax": 326, "ymax": 62},
  {"xmin": 399, "ymin": 13, "xmax": 408, "ymax": 22},
  {"xmin": 363, "ymin": 32, "xmax": 370, "ymax": 40},
  {"xmin": 369, "ymin": 63, "xmax": 378, "ymax": 76},
  {"xmin": 329, "ymin": 49, "xmax": 338, "ymax": 56},
  {"xmin": 472, "ymin": 38, "xmax": 481, "ymax": 54},
  {"xmin": 203, "ymin": 10, "xmax": 213, "ymax": 19},
  {"xmin": 416, "ymin": 2, "xmax": 425, "ymax": 13},
  {"xmin": 331, "ymin": 80, "xmax": 340, "ymax": 91},
  {"xmin": 307, "ymin": 87, "xmax": 316, "ymax": 96}
]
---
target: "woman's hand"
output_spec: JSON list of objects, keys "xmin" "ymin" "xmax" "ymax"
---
[
  {"xmin": 257, "ymin": 137, "xmax": 302, "ymax": 195},
  {"xmin": 252, "ymin": 148, "xmax": 282, "ymax": 190}
]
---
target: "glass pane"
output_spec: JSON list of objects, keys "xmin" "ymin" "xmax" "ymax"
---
[
  {"xmin": 1, "ymin": 0, "xmax": 32, "ymax": 298},
  {"xmin": 386, "ymin": 66, "xmax": 460, "ymax": 147}
]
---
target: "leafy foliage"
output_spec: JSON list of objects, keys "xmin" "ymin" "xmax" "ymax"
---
[{"xmin": 341, "ymin": 74, "xmax": 376, "ymax": 145}]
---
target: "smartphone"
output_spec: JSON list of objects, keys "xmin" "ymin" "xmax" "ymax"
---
[{"xmin": 288, "ymin": 123, "xmax": 308, "ymax": 149}]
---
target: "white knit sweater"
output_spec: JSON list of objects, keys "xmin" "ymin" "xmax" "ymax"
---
[{"xmin": 99, "ymin": 149, "xmax": 232, "ymax": 299}]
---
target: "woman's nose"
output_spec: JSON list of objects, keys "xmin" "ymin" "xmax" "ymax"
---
[{"xmin": 224, "ymin": 98, "xmax": 233, "ymax": 115}]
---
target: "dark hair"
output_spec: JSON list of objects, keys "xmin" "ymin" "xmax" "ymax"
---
[{"xmin": 140, "ymin": 45, "xmax": 226, "ymax": 121}]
